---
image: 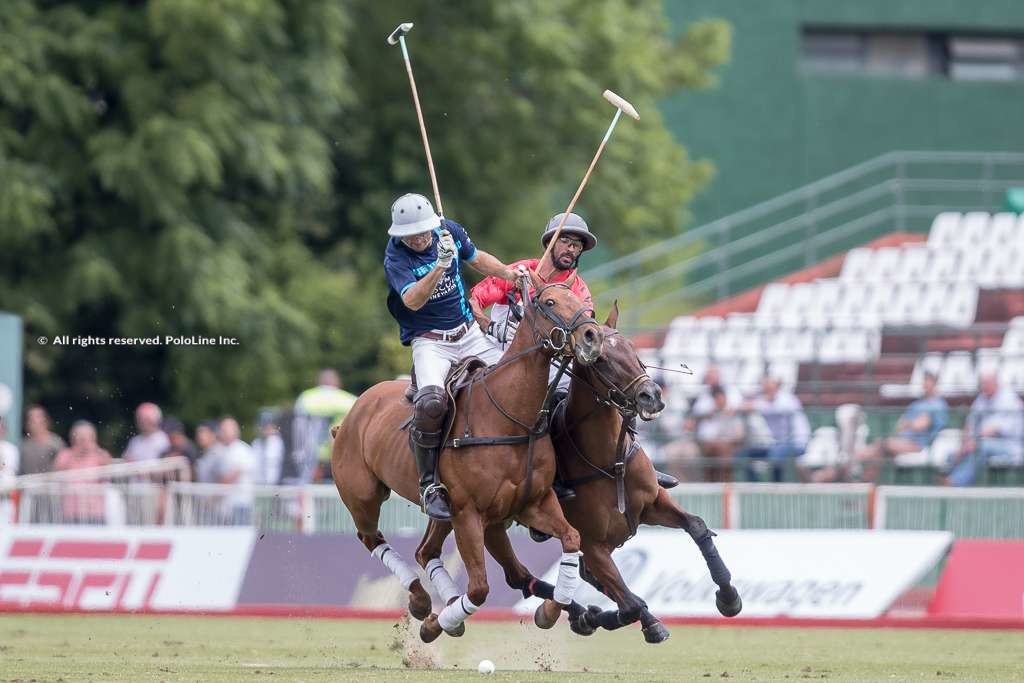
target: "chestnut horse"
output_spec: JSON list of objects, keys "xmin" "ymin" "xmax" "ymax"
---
[
  {"xmin": 332, "ymin": 273, "xmax": 604, "ymax": 642},
  {"xmin": 413, "ymin": 306, "xmax": 742, "ymax": 643}
]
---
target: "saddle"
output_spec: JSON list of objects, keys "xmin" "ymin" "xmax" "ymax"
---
[{"xmin": 403, "ymin": 356, "xmax": 488, "ymax": 403}]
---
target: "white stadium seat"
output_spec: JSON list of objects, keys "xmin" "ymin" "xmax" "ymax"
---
[
  {"xmin": 768, "ymin": 359, "xmax": 799, "ymax": 389},
  {"xmin": 939, "ymin": 351, "xmax": 977, "ymax": 395},
  {"xmin": 725, "ymin": 312, "xmax": 755, "ymax": 330},
  {"xmin": 872, "ymin": 247, "xmax": 902, "ymax": 282},
  {"xmin": 840, "ymin": 248, "xmax": 873, "ymax": 281},
  {"xmin": 989, "ymin": 212, "xmax": 1018, "ymax": 247},
  {"xmin": 765, "ymin": 328, "xmax": 816, "ymax": 362},
  {"xmin": 960, "ymin": 211, "xmax": 991, "ymax": 247},
  {"xmin": 976, "ymin": 347, "xmax": 1002, "ymax": 377},
  {"xmin": 936, "ymin": 283, "xmax": 978, "ymax": 328},
  {"xmin": 927, "ymin": 212, "xmax": 962, "ymax": 248},
  {"xmin": 1000, "ymin": 358, "xmax": 1024, "ymax": 393},
  {"xmin": 817, "ymin": 329, "xmax": 878, "ymax": 363},
  {"xmin": 897, "ymin": 246, "xmax": 930, "ymax": 282},
  {"xmin": 798, "ymin": 427, "xmax": 840, "ymax": 468},
  {"xmin": 894, "ymin": 428, "xmax": 961, "ymax": 469},
  {"xmin": 924, "ymin": 249, "xmax": 959, "ymax": 282},
  {"xmin": 995, "ymin": 247, "xmax": 1024, "ymax": 288},
  {"xmin": 736, "ymin": 358, "xmax": 765, "ymax": 393}
]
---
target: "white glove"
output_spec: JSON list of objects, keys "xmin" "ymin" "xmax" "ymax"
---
[
  {"xmin": 437, "ymin": 229, "xmax": 457, "ymax": 268},
  {"xmin": 487, "ymin": 317, "xmax": 519, "ymax": 344}
]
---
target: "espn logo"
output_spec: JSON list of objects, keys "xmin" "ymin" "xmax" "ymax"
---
[{"xmin": 0, "ymin": 536, "xmax": 172, "ymax": 610}]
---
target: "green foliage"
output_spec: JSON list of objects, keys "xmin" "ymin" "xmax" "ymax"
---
[{"xmin": 0, "ymin": 0, "xmax": 728, "ymax": 444}]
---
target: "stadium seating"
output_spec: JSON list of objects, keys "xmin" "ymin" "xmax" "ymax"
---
[{"xmin": 658, "ymin": 211, "xmax": 1024, "ymax": 401}]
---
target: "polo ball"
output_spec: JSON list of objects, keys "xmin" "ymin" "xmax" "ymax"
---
[{"xmin": 478, "ymin": 659, "xmax": 496, "ymax": 674}]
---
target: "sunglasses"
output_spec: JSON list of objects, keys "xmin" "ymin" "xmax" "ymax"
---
[{"xmin": 556, "ymin": 236, "xmax": 584, "ymax": 252}]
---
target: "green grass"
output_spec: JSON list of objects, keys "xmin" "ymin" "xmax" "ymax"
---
[{"xmin": 1, "ymin": 614, "xmax": 1022, "ymax": 682}]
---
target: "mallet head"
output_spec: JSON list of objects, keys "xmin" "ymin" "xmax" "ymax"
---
[
  {"xmin": 387, "ymin": 22, "xmax": 414, "ymax": 45},
  {"xmin": 602, "ymin": 90, "xmax": 640, "ymax": 120}
]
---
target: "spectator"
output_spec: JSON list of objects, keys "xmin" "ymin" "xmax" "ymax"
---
[
  {"xmin": 52, "ymin": 420, "xmax": 113, "ymax": 524},
  {"xmin": 855, "ymin": 371, "xmax": 948, "ymax": 482},
  {"xmin": 688, "ymin": 364, "xmax": 744, "ymax": 426},
  {"xmin": 0, "ymin": 416, "xmax": 18, "ymax": 488},
  {"xmin": 215, "ymin": 417, "xmax": 256, "ymax": 525},
  {"xmin": 252, "ymin": 411, "xmax": 285, "ymax": 485},
  {"xmin": 161, "ymin": 417, "xmax": 198, "ymax": 477},
  {"xmin": 20, "ymin": 405, "xmax": 65, "ymax": 475},
  {"xmin": 194, "ymin": 420, "xmax": 220, "ymax": 483},
  {"xmin": 742, "ymin": 376, "xmax": 811, "ymax": 482},
  {"xmin": 695, "ymin": 386, "xmax": 746, "ymax": 482},
  {"xmin": 122, "ymin": 402, "xmax": 170, "ymax": 463},
  {"xmin": 946, "ymin": 373, "xmax": 1024, "ymax": 486},
  {"xmin": 289, "ymin": 369, "xmax": 357, "ymax": 484}
]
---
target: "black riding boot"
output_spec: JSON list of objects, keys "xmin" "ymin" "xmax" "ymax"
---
[{"xmin": 412, "ymin": 385, "xmax": 452, "ymax": 521}]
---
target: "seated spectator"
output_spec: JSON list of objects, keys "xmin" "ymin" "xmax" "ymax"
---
[
  {"xmin": 946, "ymin": 373, "xmax": 1024, "ymax": 486},
  {"xmin": 686, "ymin": 364, "xmax": 744, "ymax": 430},
  {"xmin": 742, "ymin": 376, "xmax": 811, "ymax": 482},
  {"xmin": 695, "ymin": 385, "xmax": 746, "ymax": 482},
  {"xmin": 0, "ymin": 416, "xmax": 18, "ymax": 488},
  {"xmin": 856, "ymin": 371, "xmax": 948, "ymax": 482},
  {"xmin": 291, "ymin": 369, "xmax": 358, "ymax": 483},
  {"xmin": 194, "ymin": 420, "xmax": 221, "ymax": 483},
  {"xmin": 20, "ymin": 405, "xmax": 64, "ymax": 475},
  {"xmin": 52, "ymin": 420, "xmax": 113, "ymax": 524},
  {"xmin": 161, "ymin": 417, "xmax": 198, "ymax": 473},
  {"xmin": 252, "ymin": 411, "xmax": 285, "ymax": 485},
  {"xmin": 215, "ymin": 417, "xmax": 256, "ymax": 525},
  {"xmin": 122, "ymin": 402, "xmax": 170, "ymax": 463}
]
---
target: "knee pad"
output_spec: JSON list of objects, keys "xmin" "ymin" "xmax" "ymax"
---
[{"xmin": 413, "ymin": 386, "xmax": 447, "ymax": 430}]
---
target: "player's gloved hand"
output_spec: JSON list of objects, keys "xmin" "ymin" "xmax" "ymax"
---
[
  {"xmin": 487, "ymin": 317, "xmax": 520, "ymax": 344},
  {"xmin": 437, "ymin": 229, "xmax": 457, "ymax": 268}
]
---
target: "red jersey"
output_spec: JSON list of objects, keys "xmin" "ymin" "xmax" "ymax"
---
[{"xmin": 470, "ymin": 258, "xmax": 593, "ymax": 311}]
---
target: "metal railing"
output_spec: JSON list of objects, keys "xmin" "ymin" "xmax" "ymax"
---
[{"xmin": 585, "ymin": 151, "xmax": 1024, "ymax": 330}]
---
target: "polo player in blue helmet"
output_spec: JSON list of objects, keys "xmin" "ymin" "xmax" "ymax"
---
[{"xmin": 384, "ymin": 193, "xmax": 520, "ymax": 520}]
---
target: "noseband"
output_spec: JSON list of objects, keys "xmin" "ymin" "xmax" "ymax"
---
[
  {"xmin": 568, "ymin": 331, "xmax": 651, "ymax": 417},
  {"xmin": 526, "ymin": 282, "xmax": 597, "ymax": 356}
]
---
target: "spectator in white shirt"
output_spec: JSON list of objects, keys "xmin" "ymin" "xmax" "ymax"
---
[
  {"xmin": 0, "ymin": 417, "xmax": 19, "ymax": 488},
  {"xmin": 742, "ymin": 376, "xmax": 811, "ymax": 482},
  {"xmin": 252, "ymin": 411, "xmax": 284, "ymax": 486},
  {"xmin": 687, "ymin": 364, "xmax": 744, "ymax": 428},
  {"xmin": 946, "ymin": 373, "xmax": 1024, "ymax": 486},
  {"xmin": 122, "ymin": 402, "xmax": 170, "ymax": 463},
  {"xmin": 215, "ymin": 417, "xmax": 256, "ymax": 525}
]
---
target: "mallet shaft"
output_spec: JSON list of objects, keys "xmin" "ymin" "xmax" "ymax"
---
[{"xmin": 399, "ymin": 35, "xmax": 444, "ymax": 217}]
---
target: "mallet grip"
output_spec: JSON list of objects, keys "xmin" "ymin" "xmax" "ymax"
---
[{"xmin": 602, "ymin": 90, "xmax": 640, "ymax": 120}]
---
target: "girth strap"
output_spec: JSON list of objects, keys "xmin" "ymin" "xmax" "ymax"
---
[{"xmin": 445, "ymin": 434, "xmax": 532, "ymax": 448}]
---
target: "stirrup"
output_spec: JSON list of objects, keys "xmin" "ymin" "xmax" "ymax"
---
[
  {"xmin": 529, "ymin": 527, "xmax": 553, "ymax": 543},
  {"xmin": 421, "ymin": 483, "xmax": 452, "ymax": 521}
]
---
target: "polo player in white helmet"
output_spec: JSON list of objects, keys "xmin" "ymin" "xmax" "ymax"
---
[{"xmin": 383, "ymin": 193, "xmax": 519, "ymax": 521}]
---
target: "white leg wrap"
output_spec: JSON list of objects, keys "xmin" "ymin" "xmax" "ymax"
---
[
  {"xmin": 424, "ymin": 558, "xmax": 460, "ymax": 605},
  {"xmin": 553, "ymin": 551, "xmax": 582, "ymax": 605},
  {"xmin": 437, "ymin": 594, "xmax": 480, "ymax": 632},
  {"xmin": 371, "ymin": 543, "xmax": 418, "ymax": 590}
]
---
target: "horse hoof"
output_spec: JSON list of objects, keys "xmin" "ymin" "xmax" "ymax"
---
[
  {"xmin": 716, "ymin": 587, "xmax": 743, "ymax": 618},
  {"xmin": 533, "ymin": 599, "xmax": 561, "ymax": 629},
  {"xmin": 408, "ymin": 582, "xmax": 432, "ymax": 621},
  {"xmin": 445, "ymin": 621, "xmax": 466, "ymax": 638},
  {"xmin": 419, "ymin": 613, "xmax": 443, "ymax": 643},
  {"xmin": 642, "ymin": 622, "xmax": 670, "ymax": 644},
  {"xmin": 569, "ymin": 610, "xmax": 596, "ymax": 637}
]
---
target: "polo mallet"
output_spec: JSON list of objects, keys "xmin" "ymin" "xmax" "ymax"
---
[
  {"xmin": 387, "ymin": 21, "xmax": 444, "ymax": 217},
  {"xmin": 538, "ymin": 90, "xmax": 640, "ymax": 278}
]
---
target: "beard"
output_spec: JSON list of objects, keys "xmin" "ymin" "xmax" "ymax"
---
[{"xmin": 553, "ymin": 252, "xmax": 575, "ymax": 270}]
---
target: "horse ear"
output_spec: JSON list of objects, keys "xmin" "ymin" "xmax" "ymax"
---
[
  {"xmin": 528, "ymin": 268, "xmax": 545, "ymax": 292},
  {"xmin": 604, "ymin": 300, "xmax": 620, "ymax": 329}
]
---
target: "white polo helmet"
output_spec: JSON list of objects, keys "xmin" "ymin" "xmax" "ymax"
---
[{"xmin": 389, "ymin": 193, "xmax": 441, "ymax": 237}]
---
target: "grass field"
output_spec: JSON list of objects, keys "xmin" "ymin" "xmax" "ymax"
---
[{"xmin": 1, "ymin": 614, "xmax": 1022, "ymax": 682}]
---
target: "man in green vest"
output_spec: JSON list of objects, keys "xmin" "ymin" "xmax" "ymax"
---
[{"xmin": 293, "ymin": 369, "xmax": 358, "ymax": 482}]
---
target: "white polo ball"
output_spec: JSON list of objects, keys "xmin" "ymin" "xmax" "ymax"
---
[{"xmin": 477, "ymin": 659, "xmax": 496, "ymax": 674}]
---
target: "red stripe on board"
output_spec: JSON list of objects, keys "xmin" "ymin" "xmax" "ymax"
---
[
  {"xmin": 72, "ymin": 573, "xmax": 118, "ymax": 607},
  {"xmin": 133, "ymin": 542, "xmax": 172, "ymax": 560},
  {"xmin": 0, "ymin": 571, "xmax": 31, "ymax": 586},
  {"xmin": 0, "ymin": 604, "xmax": 1022, "ymax": 630},
  {"xmin": 8, "ymin": 539, "xmax": 44, "ymax": 558},
  {"xmin": 49, "ymin": 541, "xmax": 128, "ymax": 561},
  {"xmin": 142, "ymin": 572, "xmax": 161, "ymax": 608}
]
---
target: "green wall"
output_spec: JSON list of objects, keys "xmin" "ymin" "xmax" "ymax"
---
[{"xmin": 664, "ymin": 0, "xmax": 1024, "ymax": 224}]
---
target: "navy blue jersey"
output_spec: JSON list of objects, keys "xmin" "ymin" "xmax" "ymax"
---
[{"xmin": 384, "ymin": 219, "xmax": 478, "ymax": 345}]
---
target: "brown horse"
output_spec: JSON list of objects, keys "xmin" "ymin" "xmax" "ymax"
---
[
  {"xmin": 413, "ymin": 306, "xmax": 742, "ymax": 643},
  {"xmin": 331, "ymin": 272, "xmax": 604, "ymax": 642}
]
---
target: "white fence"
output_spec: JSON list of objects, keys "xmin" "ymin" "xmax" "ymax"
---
[{"xmin": 3, "ymin": 477, "xmax": 1023, "ymax": 539}]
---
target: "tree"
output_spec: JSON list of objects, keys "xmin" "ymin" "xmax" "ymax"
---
[{"xmin": 0, "ymin": 0, "xmax": 728, "ymax": 445}]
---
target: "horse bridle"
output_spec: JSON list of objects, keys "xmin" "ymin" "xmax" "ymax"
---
[
  {"xmin": 563, "ymin": 331, "xmax": 651, "ymax": 418},
  {"xmin": 525, "ymin": 281, "xmax": 598, "ymax": 357}
]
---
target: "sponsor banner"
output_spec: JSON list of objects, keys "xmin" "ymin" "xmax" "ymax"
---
[
  {"xmin": 929, "ymin": 540, "xmax": 1024, "ymax": 620},
  {"xmin": 239, "ymin": 532, "xmax": 558, "ymax": 608},
  {"xmin": 516, "ymin": 529, "xmax": 953, "ymax": 619},
  {"xmin": 0, "ymin": 525, "xmax": 255, "ymax": 611}
]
